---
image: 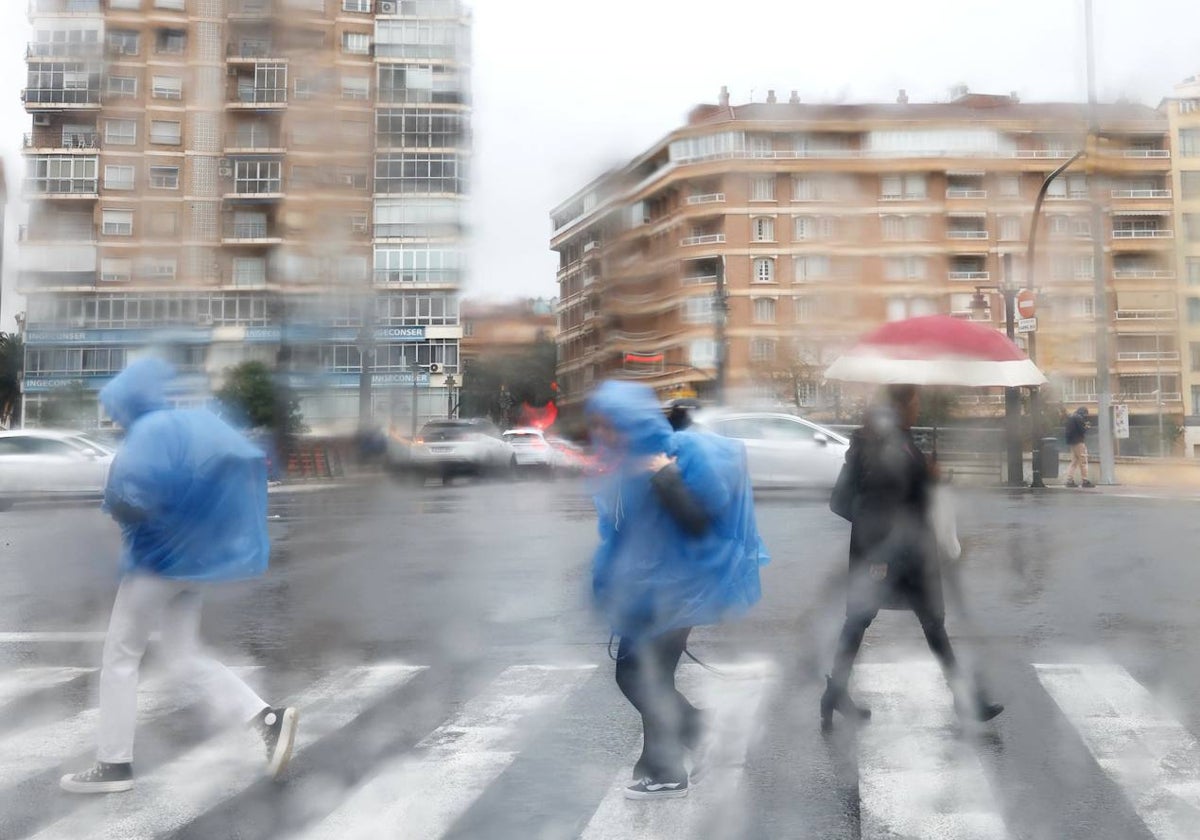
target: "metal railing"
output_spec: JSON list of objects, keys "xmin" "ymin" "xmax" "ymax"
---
[
  {"xmin": 224, "ymin": 132, "xmax": 284, "ymax": 149},
  {"xmin": 947, "ymin": 230, "xmax": 988, "ymax": 239},
  {"xmin": 1124, "ymin": 392, "xmax": 1182, "ymax": 402},
  {"xmin": 1112, "ymin": 229, "xmax": 1173, "ymax": 239},
  {"xmin": 686, "ymin": 193, "xmax": 725, "ymax": 205},
  {"xmin": 1110, "ymin": 189, "xmax": 1172, "ymax": 199},
  {"xmin": 946, "ymin": 189, "xmax": 987, "ymax": 199},
  {"xmin": 948, "ymin": 270, "xmax": 989, "ymax": 280},
  {"xmin": 1121, "ymin": 149, "xmax": 1170, "ymax": 158},
  {"xmin": 683, "ymin": 274, "xmax": 718, "ymax": 285},
  {"xmin": 1116, "ymin": 351, "xmax": 1180, "ymax": 361},
  {"xmin": 1113, "ymin": 269, "xmax": 1174, "ymax": 279},
  {"xmin": 23, "ymin": 132, "xmax": 99, "ymax": 149},
  {"xmin": 22, "ymin": 88, "xmax": 101, "ymax": 106},
  {"xmin": 24, "ymin": 177, "xmax": 98, "ymax": 195},
  {"xmin": 1114, "ymin": 309, "xmax": 1177, "ymax": 320},
  {"xmin": 29, "ymin": 0, "xmax": 102, "ymax": 11},
  {"xmin": 680, "ymin": 234, "xmax": 725, "ymax": 246},
  {"xmin": 223, "ymin": 222, "xmax": 273, "ymax": 239},
  {"xmin": 234, "ymin": 88, "xmax": 287, "ymax": 105}
]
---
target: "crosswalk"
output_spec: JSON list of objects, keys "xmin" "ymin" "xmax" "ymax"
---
[{"xmin": 0, "ymin": 656, "xmax": 1198, "ymax": 839}]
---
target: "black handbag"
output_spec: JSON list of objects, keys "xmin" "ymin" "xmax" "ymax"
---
[{"xmin": 829, "ymin": 458, "xmax": 857, "ymax": 521}]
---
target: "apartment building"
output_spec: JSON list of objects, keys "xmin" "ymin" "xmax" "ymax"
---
[
  {"xmin": 20, "ymin": 0, "xmax": 469, "ymax": 434},
  {"xmin": 1166, "ymin": 75, "xmax": 1200, "ymax": 455},
  {"xmin": 551, "ymin": 88, "xmax": 1179, "ymax": 442}
]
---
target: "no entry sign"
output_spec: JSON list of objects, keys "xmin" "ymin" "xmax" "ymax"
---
[{"xmin": 1016, "ymin": 289, "xmax": 1036, "ymax": 319}]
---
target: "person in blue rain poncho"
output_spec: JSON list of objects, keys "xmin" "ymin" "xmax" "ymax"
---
[
  {"xmin": 586, "ymin": 381, "xmax": 769, "ymax": 801},
  {"xmin": 60, "ymin": 358, "xmax": 300, "ymax": 795}
]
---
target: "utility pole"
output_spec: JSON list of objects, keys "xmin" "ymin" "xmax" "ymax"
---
[
  {"xmin": 1085, "ymin": 0, "xmax": 1116, "ymax": 484},
  {"xmin": 357, "ymin": 292, "xmax": 375, "ymax": 434},
  {"xmin": 713, "ymin": 255, "xmax": 729, "ymax": 406},
  {"xmin": 1003, "ymin": 254, "xmax": 1023, "ymax": 486}
]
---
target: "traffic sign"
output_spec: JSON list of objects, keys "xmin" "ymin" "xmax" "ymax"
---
[
  {"xmin": 1016, "ymin": 317, "xmax": 1037, "ymax": 333},
  {"xmin": 1113, "ymin": 404, "xmax": 1130, "ymax": 439},
  {"xmin": 1016, "ymin": 289, "xmax": 1036, "ymax": 319}
]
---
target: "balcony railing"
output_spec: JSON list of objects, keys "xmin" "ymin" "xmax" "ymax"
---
[
  {"xmin": 1115, "ymin": 309, "xmax": 1176, "ymax": 320},
  {"xmin": 224, "ymin": 132, "xmax": 285, "ymax": 150},
  {"xmin": 227, "ymin": 0, "xmax": 274, "ymax": 14},
  {"xmin": 1012, "ymin": 150, "xmax": 1075, "ymax": 159},
  {"xmin": 25, "ymin": 177, "xmax": 98, "ymax": 196},
  {"xmin": 1121, "ymin": 149, "xmax": 1170, "ymax": 158},
  {"xmin": 1113, "ymin": 269, "xmax": 1174, "ymax": 279},
  {"xmin": 949, "ymin": 270, "xmax": 990, "ymax": 281},
  {"xmin": 1112, "ymin": 229, "xmax": 1173, "ymax": 239},
  {"xmin": 946, "ymin": 189, "xmax": 987, "ymax": 199},
  {"xmin": 26, "ymin": 42, "xmax": 102, "ymax": 59},
  {"xmin": 1124, "ymin": 393, "xmax": 1182, "ymax": 402},
  {"xmin": 233, "ymin": 87, "xmax": 287, "ymax": 105},
  {"xmin": 1111, "ymin": 189, "xmax": 1172, "ymax": 199},
  {"xmin": 29, "ymin": 0, "xmax": 102, "ymax": 13},
  {"xmin": 947, "ymin": 230, "xmax": 988, "ymax": 239},
  {"xmin": 683, "ymin": 273, "xmax": 718, "ymax": 285},
  {"xmin": 222, "ymin": 222, "xmax": 276, "ymax": 240},
  {"xmin": 1116, "ymin": 351, "xmax": 1180, "ymax": 361},
  {"xmin": 686, "ymin": 193, "xmax": 725, "ymax": 205},
  {"xmin": 23, "ymin": 132, "xmax": 98, "ymax": 149},
  {"xmin": 22, "ymin": 88, "xmax": 101, "ymax": 107},
  {"xmin": 227, "ymin": 42, "xmax": 278, "ymax": 58},
  {"xmin": 680, "ymin": 234, "xmax": 725, "ymax": 246}
]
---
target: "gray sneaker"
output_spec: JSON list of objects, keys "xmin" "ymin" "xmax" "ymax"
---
[
  {"xmin": 60, "ymin": 761, "xmax": 133, "ymax": 794},
  {"xmin": 252, "ymin": 706, "xmax": 299, "ymax": 779}
]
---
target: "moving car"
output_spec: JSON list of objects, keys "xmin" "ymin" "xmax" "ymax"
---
[
  {"xmin": 690, "ymin": 410, "xmax": 849, "ymax": 489},
  {"xmin": 547, "ymin": 436, "xmax": 591, "ymax": 475},
  {"xmin": 502, "ymin": 428, "xmax": 559, "ymax": 473},
  {"xmin": 0, "ymin": 429, "xmax": 116, "ymax": 507},
  {"xmin": 409, "ymin": 419, "xmax": 515, "ymax": 480}
]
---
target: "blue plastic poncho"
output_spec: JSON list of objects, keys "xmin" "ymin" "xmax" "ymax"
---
[
  {"xmin": 586, "ymin": 381, "xmax": 769, "ymax": 641},
  {"xmin": 99, "ymin": 358, "xmax": 270, "ymax": 582}
]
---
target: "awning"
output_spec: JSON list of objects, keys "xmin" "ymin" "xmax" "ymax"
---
[
  {"xmin": 947, "ymin": 211, "xmax": 987, "ymax": 218},
  {"xmin": 625, "ymin": 352, "xmax": 664, "ymax": 364},
  {"xmin": 1112, "ymin": 210, "xmax": 1170, "ymax": 217}
]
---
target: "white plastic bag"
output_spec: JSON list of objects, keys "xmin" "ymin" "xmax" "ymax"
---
[{"xmin": 929, "ymin": 483, "xmax": 961, "ymax": 562}]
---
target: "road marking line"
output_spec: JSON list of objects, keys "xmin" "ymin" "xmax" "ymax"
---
[
  {"xmin": 1035, "ymin": 663, "xmax": 1200, "ymax": 840},
  {"xmin": 28, "ymin": 663, "xmax": 425, "ymax": 840},
  {"xmin": 855, "ymin": 662, "xmax": 1009, "ymax": 840},
  {"xmin": 289, "ymin": 664, "xmax": 596, "ymax": 840},
  {"xmin": 578, "ymin": 660, "xmax": 775, "ymax": 840},
  {"xmin": 0, "ymin": 667, "xmax": 90, "ymax": 706},
  {"xmin": 0, "ymin": 666, "xmax": 260, "ymax": 792},
  {"xmin": 0, "ymin": 632, "xmax": 111, "ymax": 643}
]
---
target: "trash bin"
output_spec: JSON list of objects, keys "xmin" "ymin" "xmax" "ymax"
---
[{"xmin": 1039, "ymin": 437, "xmax": 1059, "ymax": 479}]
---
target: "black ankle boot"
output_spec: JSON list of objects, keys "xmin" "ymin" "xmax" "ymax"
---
[
  {"xmin": 952, "ymin": 682, "xmax": 1005, "ymax": 723},
  {"xmin": 820, "ymin": 675, "xmax": 871, "ymax": 730}
]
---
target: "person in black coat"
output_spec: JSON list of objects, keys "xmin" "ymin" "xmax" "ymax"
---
[{"xmin": 823, "ymin": 384, "xmax": 1003, "ymax": 729}]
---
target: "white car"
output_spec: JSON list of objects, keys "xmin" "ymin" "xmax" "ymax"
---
[
  {"xmin": 502, "ymin": 428, "xmax": 559, "ymax": 472},
  {"xmin": 0, "ymin": 429, "xmax": 116, "ymax": 507},
  {"xmin": 690, "ymin": 410, "xmax": 850, "ymax": 489},
  {"xmin": 409, "ymin": 419, "xmax": 515, "ymax": 480}
]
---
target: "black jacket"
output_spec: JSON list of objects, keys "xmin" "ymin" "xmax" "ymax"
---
[
  {"xmin": 841, "ymin": 410, "xmax": 941, "ymax": 613},
  {"xmin": 1065, "ymin": 413, "xmax": 1088, "ymax": 446}
]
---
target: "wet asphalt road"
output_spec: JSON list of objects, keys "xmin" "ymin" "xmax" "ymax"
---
[{"xmin": 2, "ymin": 477, "xmax": 1200, "ymax": 839}]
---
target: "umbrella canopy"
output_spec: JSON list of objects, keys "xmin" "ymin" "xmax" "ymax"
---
[{"xmin": 824, "ymin": 315, "xmax": 1048, "ymax": 387}]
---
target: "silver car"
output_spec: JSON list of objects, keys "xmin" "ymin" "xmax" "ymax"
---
[
  {"xmin": 0, "ymin": 429, "xmax": 116, "ymax": 508},
  {"xmin": 690, "ymin": 410, "xmax": 850, "ymax": 489}
]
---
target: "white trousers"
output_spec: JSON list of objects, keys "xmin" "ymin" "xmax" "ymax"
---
[{"xmin": 98, "ymin": 573, "xmax": 268, "ymax": 764}]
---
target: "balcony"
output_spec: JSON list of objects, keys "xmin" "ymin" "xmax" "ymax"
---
[
  {"xmin": 25, "ymin": 177, "xmax": 98, "ymax": 199},
  {"xmin": 23, "ymin": 131, "xmax": 98, "ymax": 150},
  {"xmin": 680, "ymin": 234, "xmax": 725, "ymax": 246},
  {"xmin": 948, "ymin": 271, "xmax": 990, "ymax": 281},
  {"xmin": 1110, "ymin": 189, "xmax": 1172, "ymax": 199},
  {"xmin": 947, "ymin": 229, "xmax": 988, "ymax": 240},
  {"xmin": 1112, "ymin": 229, "xmax": 1173, "ymax": 239},
  {"xmin": 222, "ymin": 220, "xmax": 281, "ymax": 243},
  {"xmin": 223, "ymin": 131, "xmax": 285, "ymax": 152},
  {"xmin": 1011, "ymin": 149, "xmax": 1075, "ymax": 159},
  {"xmin": 26, "ymin": 42, "xmax": 102, "ymax": 60},
  {"xmin": 946, "ymin": 189, "xmax": 987, "ymax": 199},
  {"xmin": 28, "ymin": 0, "xmax": 101, "ymax": 13},
  {"xmin": 22, "ymin": 88, "xmax": 101, "ymax": 109},
  {"xmin": 228, "ymin": 86, "xmax": 288, "ymax": 107},
  {"xmin": 1113, "ymin": 269, "xmax": 1175, "ymax": 280},
  {"xmin": 225, "ymin": 184, "xmax": 283, "ymax": 200},
  {"xmin": 686, "ymin": 193, "xmax": 725, "ymax": 205},
  {"xmin": 1115, "ymin": 309, "xmax": 1176, "ymax": 320},
  {"xmin": 1124, "ymin": 392, "xmax": 1182, "ymax": 403},
  {"xmin": 227, "ymin": 0, "xmax": 274, "ymax": 16},
  {"xmin": 1120, "ymin": 149, "xmax": 1170, "ymax": 159},
  {"xmin": 1116, "ymin": 351, "xmax": 1180, "ymax": 362},
  {"xmin": 227, "ymin": 41, "xmax": 280, "ymax": 60}
]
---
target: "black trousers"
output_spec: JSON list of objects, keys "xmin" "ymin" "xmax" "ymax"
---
[
  {"xmin": 831, "ymin": 566, "xmax": 957, "ymax": 690},
  {"xmin": 615, "ymin": 627, "xmax": 700, "ymax": 782}
]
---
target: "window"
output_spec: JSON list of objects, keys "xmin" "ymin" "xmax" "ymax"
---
[
  {"xmin": 110, "ymin": 0, "xmax": 140, "ymax": 7},
  {"xmin": 750, "ymin": 175, "xmax": 775, "ymax": 202},
  {"xmin": 151, "ymin": 75, "xmax": 182, "ymax": 99},
  {"xmin": 344, "ymin": 0, "xmax": 372, "ymax": 10},
  {"xmin": 374, "ymin": 153, "xmax": 467, "ymax": 194},
  {"xmin": 149, "ymin": 165, "xmax": 179, "ymax": 189},
  {"xmin": 343, "ymin": 32, "xmax": 371, "ymax": 55},
  {"xmin": 232, "ymin": 258, "xmax": 267, "ymax": 287},
  {"xmin": 107, "ymin": 75, "xmax": 137, "ymax": 97},
  {"xmin": 342, "ymin": 76, "xmax": 370, "ymax": 100},
  {"xmin": 100, "ymin": 258, "xmax": 132, "ymax": 283},
  {"xmin": 752, "ymin": 257, "xmax": 775, "ymax": 284},
  {"xmin": 690, "ymin": 339, "xmax": 718, "ymax": 368},
  {"xmin": 682, "ymin": 296, "xmax": 715, "ymax": 324},
  {"xmin": 752, "ymin": 298, "xmax": 776, "ymax": 323},
  {"xmin": 792, "ymin": 175, "xmax": 822, "ymax": 202},
  {"xmin": 1181, "ymin": 172, "xmax": 1200, "ymax": 201},
  {"xmin": 1190, "ymin": 298, "xmax": 1200, "ymax": 324},
  {"xmin": 350, "ymin": 212, "xmax": 368, "ymax": 234},
  {"xmin": 1071, "ymin": 216, "xmax": 1091, "ymax": 237},
  {"xmin": 1000, "ymin": 216, "xmax": 1022, "ymax": 241},
  {"xmin": 105, "ymin": 119, "xmax": 136, "ymax": 145},
  {"xmin": 794, "ymin": 216, "xmax": 834, "ymax": 241},
  {"xmin": 750, "ymin": 338, "xmax": 777, "ymax": 363},
  {"xmin": 138, "ymin": 256, "xmax": 177, "ymax": 282},
  {"xmin": 884, "ymin": 256, "xmax": 927, "ymax": 281},
  {"xmin": 998, "ymin": 175, "xmax": 1020, "ymax": 198},
  {"xmin": 1180, "ymin": 129, "xmax": 1200, "ymax": 158},
  {"xmin": 107, "ymin": 30, "xmax": 139, "ymax": 56},
  {"xmin": 373, "ymin": 197, "xmax": 461, "ymax": 237},
  {"xmin": 294, "ymin": 77, "xmax": 313, "ymax": 100},
  {"xmin": 881, "ymin": 174, "xmax": 925, "ymax": 200},
  {"xmin": 794, "ymin": 255, "xmax": 831, "ymax": 282},
  {"xmin": 337, "ymin": 167, "xmax": 369, "ymax": 190},
  {"xmin": 235, "ymin": 159, "xmax": 282, "ymax": 194},
  {"xmin": 155, "ymin": 0, "xmax": 186, "ymax": 8},
  {"xmin": 1186, "ymin": 214, "xmax": 1200, "ymax": 242},
  {"xmin": 374, "ymin": 247, "xmax": 462, "ymax": 283},
  {"xmin": 1188, "ymin": 258, "xmax": 1200, "ymax": 287},
  {"xmin": 1048, "ymin": 215, "xmax": 1070, "ymax": 235},
  {"xmin": 1190, "ymin": 342, "xmax": 1200, "ymax": 372},
  {"xmin": 752, "ymin": 217, "xmax": 775, "ymax": 242},
  {"xmin": 102, "ymin": 209, "xmax": 133, "ymax": 236},
  {"xmin": 376, "ymin": 109, "xmax": 467, "ymax": 149},
  {"xmin": 152, "ymin": 211, "xmax": 178, "ymax": 236},
  {"xmin": 155, "ymin": 29, "xmax": 186, "ymax": 54},
  {"xmin": 149, "ymin": 120, "xmax": 182, "ymax": 145},
  {"xmin": 103, "ymin": 164, "xmax": 134, "ymax": 190},
  {"xmin": 881, "ymin": 215, "xmax": 904, "ymax": 241}
]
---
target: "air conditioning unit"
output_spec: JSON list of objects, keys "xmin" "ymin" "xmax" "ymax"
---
[
  {"xmin": 428, "ymin": 363, "xmax": 442, "ymax": 374},
  {"xmin": 219, "ymin": 161, "xmax": 233, "ymax": 177},
  {"xmin": 32, "ymin": 114, "xmax": 52, "ymax": 127},
  {"xmin": 583, "ymin": 240, "xmax": 599, "ymax": 253},
  {"xmin": 379, "ymin": 1, "xmax": 397, "ymax": 13}
]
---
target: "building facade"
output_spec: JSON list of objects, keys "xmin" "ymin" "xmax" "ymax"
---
[
  {"xmin": 1166, "ymin": 75, "xmax": 1200, "ymax": 455},
  {"xmin": 20, "ymin": 0, "xmax": 469, "ymax": 435},
  {"xmin": 551, "ymin": 88, "xmax": 1180, "ymax": 447}
]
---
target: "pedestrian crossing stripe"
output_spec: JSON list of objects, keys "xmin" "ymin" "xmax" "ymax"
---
[
  {"xmin": 1, "ymin": 660, "xmax": 1198, "ymax": 839},
  {"xmin": 1036, "ymin": 663, "xmax": 1200, "ymax": 840}
]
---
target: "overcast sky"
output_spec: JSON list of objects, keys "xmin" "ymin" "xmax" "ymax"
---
[{"xmin": 1, "ymin": 0, "xmax": 1198, "ymax": 327}]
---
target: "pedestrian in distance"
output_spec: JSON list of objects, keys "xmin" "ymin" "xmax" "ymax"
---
[
  {"xmin": 1064, "ymin": 406, "xmax": 1095, "ymax": 488},
  {"xmin": 586, "ymin": 381, "xmax": 769, "ymax": 801},
  {"xmin": 825, "ymin": 384, "xmax": 1003, "ymax": 730},
  {"xmin": 60, "ymin": 358, "xmax": 298, "ymax": 794}
]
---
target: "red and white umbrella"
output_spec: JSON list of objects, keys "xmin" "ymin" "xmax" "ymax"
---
[{"xmin": 824, "ymin": 315, "xmax": 1047, "ymax": 387}]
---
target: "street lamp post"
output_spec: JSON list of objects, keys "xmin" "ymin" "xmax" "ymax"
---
[
  {"xmin": 356, "ymin": 293, "xmax": 375, "ymax": 434},
  {"xmin": 713, "ymin": 256, "xmax": 729, "ymax": 406},
  {"xmin": 445, "ymin": 373, "xmax": 457, "ymax": 418},
  {"xmin": 970, "ymin": 256, "xmax": 1023, "ymax": 487}
]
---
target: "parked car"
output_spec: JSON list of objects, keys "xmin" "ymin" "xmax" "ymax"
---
[
  {"xmin": 409, "ymin": 419, "xmax": 515, "ymax": 480},
  {"xmin": 0, "ymin": 429, "xmax": 117, "ymax": 508},
  {"xmin": 502, "ymin": 428, "xmax": 560, "ymax": 473},
  {"xmin": 690, "ymin": 410, "xmax": 850, "ymax": 489}
]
